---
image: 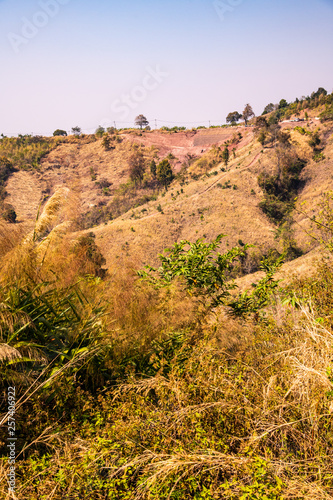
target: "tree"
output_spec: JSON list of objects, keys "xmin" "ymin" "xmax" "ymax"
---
[
  {"xmin": 157, "ymin": 159, "xmax": 174, "ymax": 189},
  {"xmin": 102, "ymin": 135, "xmax": 112, "ymax": 151},
  {"xmin": 226, "ymin": 111, "xmax": 242, "ymax": 125},
  {"xmin": 135, "ymin": 115, "xmax": 149, "ymax": 129},
  {"xmin": 278, "ymin": 99, "xmax": 288, "ymax": 109},
  {"xmin": 150, "ymin": 159, "xmax": 157, "ymax": 178},
  {"xmin": 257, "ymin": 130, "xmax": 267, "ymax": 147},
  {"xmin": 255, "ymin": 116, "xmax": 269, "ymax": 129},
  {"xmin": 262, "ymin": 103, "xmax": 275, "ymax": 115},
  {"xmin": 222, "ymin": 146, "xmax": 229, "ymax": 167},
  {"xmin": 95, "ymin": 126, "xmax": 105, "ymax": 138},
  {"xmin": 242, "ymin": 104, "xmax": 255, "ymax": 125},
  {"xmin": 312, "ymin": 87, "xmax": 327, "ymax": 99},
  {"xmin": 129, "ymin": 151, "xmax": 146, "ymax": 186},
  {"xmin": 53, "ymin": 129, "xmax": 67, "ymax": 137},
  {"xmin": 71, "ymin": 126, "xmax": 82, "ymax": 136}
]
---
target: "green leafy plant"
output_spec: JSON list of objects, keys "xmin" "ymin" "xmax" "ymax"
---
[{"xmin": 139, "ymin": 235, "xmax": 248, "ymax": 310}]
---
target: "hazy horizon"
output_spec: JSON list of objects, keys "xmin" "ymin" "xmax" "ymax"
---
[{"xmin": 1, "ymin": 0, "xmax": 333, "ymax": 136}]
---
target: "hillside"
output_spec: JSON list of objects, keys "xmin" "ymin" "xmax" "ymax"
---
[
  {"xmin": 3, "ymin": 104, "xmax": 332, "ymax": 278},
  {"xmin": 2, "ymin": 91, "xmax": 333, "ymax": 499}
]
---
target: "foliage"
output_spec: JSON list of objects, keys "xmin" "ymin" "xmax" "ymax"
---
[
  {"xmin": 150, "ymin": 159, "xmax": 157, "ymax": 178},
  {"xmin": 226, "ymin": 111, "xmax": 242, "ymax": 125},
  {"xmin": 135, "ymin": 115, "xmax": 149, "ymax": 129},
  {"xmin": 73, "ymin": 232, "xmax": 107, "ymax": 278},
  {"xmin": 242, "ymin": 103, "xmax": 255, "ymax": 125},
  {"xmin": 2, "ymin": 95, "xmax": 333, "ymax": 497},
  {"xmin": 308, "ymin": 130, "xmax": 321, "ymax": 149},
  {"xmin": 129, "ymin": 150, "xmax": 147, "ymax": 186},
  {"xmin": 160, "ymin": 126, "xmax": 186, "ymax": 132},
  {"xmin": 0, "ymin": 136, "xmax": 58, "ymax": 171},
  {"xmin": 1, "ymin": 204, "xmax": 17, "ymax": 223},
  {"xmin": 102, "ymin": 134, "xmax": 112, "ymax": 150},
  {"xmin": 0, "ymin": 156, "xmax": 15, "ymax": 201},
  {"xmin": 257, "ymin": 88, "xmax": 333, "ymax": 124},
  {"xmin": 258, "ymin": 142, "xmax": 306, "ymax": 224},
  {"xmin": 71, "ymin": 126, "xmax": 82, "ymax": 136},
  {"xmin": 320, "ymin": 104, "xmax": 333, "ymax": 122},
  {"xmin": 262, "ymin": 103, "xmax": 275, "ymax": 115},
  {"xmin": 1, "ymin": 217, "xmax": 333, "ymax": 498},
  {"xmin": 53, "ymin": 129, "xmax": 67, "ymax": 137},
  {"xmin": 156, "ymin": 159, "xmax": 174, "ymax": 189},
  {"xmin": 222, "ymin": 146, "xmax": 229, "ymax": 167},
  {"xmin": 95, "ymin": 126, "xmax": 106, "ymax": 138},
  {"xmin": 228, "ymin": 255, "xmax": 284, "ymax": 318},
  {"xmin": 278, "ymin": 99, "xmax": 288, "ymax": 109},
  {"xmin": 257, "ymin": 130, "xmax": 266, "ymax": 146},
  {"xmin": 0, "ymin": 279, "xmax": 107, "ymax": 392},
  {"xmin": 139, "ymin": 235, "xmax": 249, "ymax": 310}
]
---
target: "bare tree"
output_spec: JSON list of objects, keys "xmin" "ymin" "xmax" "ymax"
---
[
  {"xmin": 242, "ymin": 104, "xmax": 255, "ymax": 126},
  {"xmin": 71, "ymin": 126, "xmax": 82, "ymax": 136}
]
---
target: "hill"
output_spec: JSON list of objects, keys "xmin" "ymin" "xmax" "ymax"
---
[
  {"xmin": 2, "ymin": 89, "xmax": 333, "ymax": 499},
  {"xmin": 3, "ymin": 104, "xmax": 332, "ymax": 279}
]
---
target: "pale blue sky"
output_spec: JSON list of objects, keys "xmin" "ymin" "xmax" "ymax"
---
[{"xmin": 0, "ymin": 0, "xmax": 332, "ymax": 135}]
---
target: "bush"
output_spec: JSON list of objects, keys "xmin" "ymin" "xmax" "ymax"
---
[
  {"xmin": 1, "ymin": 204, "xmax": 16, "ymax": 223},
  {"xmin": 102, "ymin": 134, "xmax": 113, "ymax": 150},
  {"xmin": 95, "ymin": 125, "xmax": 106, "ymax": 138}
]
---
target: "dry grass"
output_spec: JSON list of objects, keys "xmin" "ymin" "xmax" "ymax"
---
[
  {"xmin": 4, "ymin": 121, "xmax": 333, "ymax": 274},
  {"xmin": 6, "ymin": 295, "xmax": 332, "ymax": 498}
]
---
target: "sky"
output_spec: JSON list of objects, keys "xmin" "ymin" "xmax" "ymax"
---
[{"xmin": 0, "ymin": 0, "xmax": 332, "ymax": 136}]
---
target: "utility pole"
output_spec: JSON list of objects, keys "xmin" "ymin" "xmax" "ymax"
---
[
  {"xmin": 155, "ymin": 119, "xmax": 157, "ymax": 130},
  {"xmin": 114, "ymin": 121, "xmax": 117, "ymax": 130}
]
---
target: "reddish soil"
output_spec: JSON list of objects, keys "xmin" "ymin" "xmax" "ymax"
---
[{"xmin": 122, "ymin": 127, "xmax": 253, "ymax": 171}]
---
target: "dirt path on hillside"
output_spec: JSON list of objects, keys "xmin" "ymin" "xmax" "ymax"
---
[
  {"xmin": 197, "ymin": 152, "xmax": 262, "ymax": 196},
  {"xmin": 108, "ymin": 150, "xmax": 262, "ymax": 226}
]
